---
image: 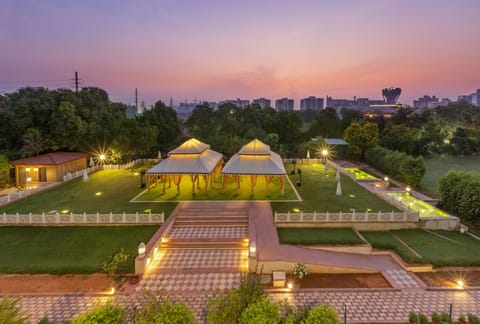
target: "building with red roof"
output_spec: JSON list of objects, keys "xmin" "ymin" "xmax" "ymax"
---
[{"xmin": 11, "ymin": 152, "xmax": 89, "ymax": 186}]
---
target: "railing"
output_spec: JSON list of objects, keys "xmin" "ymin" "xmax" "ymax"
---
[
  {"xmin": 0, "ymin": 212, "xmax": 164, "ymax": 225},
  {"xmin": 274, "ymin": 210, "xmax": 418, "ymax": 223}
]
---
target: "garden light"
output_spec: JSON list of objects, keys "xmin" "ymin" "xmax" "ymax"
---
[
  {"xmin": 384, "ymin": 176, "xmax": 389, "ymax": 182},
  {"xmin": 61, "ymin": 209, "xmax": 69, "ymax": 214},
  {"xmin": 95, "ymin": 192, "xmax": 102, "ymax": 196},
  {"xmin": 99, "ymin": 154, "xmax": 106, "ymax": 161},
  {"xmin": 456, "ymin": 280, "xmax": 464, "ymax": 289},
  {"xmin": 249, "ymin": 242, "xmax": 256, "ymax": 257},
  {"xmin": 138, "ymin": 242, "xmax": 146, "ymax": 256},
  {"xmin": 406, "ymin": 186, "xmax": 411, "ymax": 194},
  {"xmin": 287, "ymin": 282, "xmax": 293, "ymax": 289},
  {"xmin": 109, "ymin": 287, "xmax": 115, "ymax": 295}
]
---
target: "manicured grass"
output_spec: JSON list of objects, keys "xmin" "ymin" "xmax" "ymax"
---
[
  {"xmin": 392, "ymin": 229, "xmax": 480, "ymax": 267},
  {"xmin": 361, "ymin": 231, "xmax": 424, "ymax": 264},
  {"xmin": 0, "ymin": 170, "xmax": 177, "ymax": 215},
  {"xmin": 0, "ymin": 226, "xmax": 159, "ymax": 274},
  {"xmin": 420, "ymin": 155, "xmax": 480, "ymax": 198},
  {"xmin": 271, "ymin": 163, "xmax": 399, "ymax": 213},
  {"xmin": 278, "ymin": 227, "xmax": 364, "ymax": 245},
  {"xmin": 136, "ymin": 174, "xmax": 297, "ymax": 201}
]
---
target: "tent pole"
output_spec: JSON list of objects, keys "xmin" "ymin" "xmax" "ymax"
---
[
  {"xmin": 147, "ymin": 174, "xmax": 151, "ymax": 191},
  {"xmin": 162, "ymin": 175, "xmax": 166, "ymax": 193}
]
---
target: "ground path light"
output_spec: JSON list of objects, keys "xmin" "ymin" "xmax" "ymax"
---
[{"xmin": 138, "ymin": 242, "xmax": 146, "ymax": 256}]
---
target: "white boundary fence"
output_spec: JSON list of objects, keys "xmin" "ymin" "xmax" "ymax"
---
[
  {"xmin": 0, "ymin": 212, "xmax": 164, "ymax": 225},
  {"xmin": 0, "ymin": 159, "xmax": 159, "ymax": 207},
  {"xmin": 274, "ymin": 211, "xmax": 418, "ymax": 223}
]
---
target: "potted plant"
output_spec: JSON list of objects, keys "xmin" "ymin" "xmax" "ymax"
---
[
  {"xmin": 419, "ymin": 314, "xmax": 429, "ymax": 324},
  {"xmin": 292, "ymin": 263, "xmax": 309, "ymax": 287},
  {"xmin": 458, "ymin": 315, "xmax": 467, "ymax": 324},
  {"xmin": 468, "ymin": 313, "xmax": 480, "ymax": 324},
  {"xmin": 431, "ymin": 312, "xmax": 441, "ymax": 324}
]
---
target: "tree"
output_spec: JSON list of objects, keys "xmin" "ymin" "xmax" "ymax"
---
[
  {"xmin": 70, "ymin": 302, "xmax": 126, "ymax": 324},
  {"xmin": 0, "ymin": 296, "xmax": 29, "ymax": 323},
  {"xmin": 186, "ymin": 104, "xmax": 216, "ymax": 140},
  {"xmin": 0, "ymin": 155, "xmax": 11, "ymax": 188},
  {"xmin": 19, "ymin": 128, "xmax": 44, "ymax": 157},
  {"xmin": 133, "ymin": 292, "xmax": 194, "ymax": 324},
  {"xmin": 399, "ymin": 156, "xmax": 426, "ymax": 187},
  {"xmin": 343, "ymin": 122, "xmax": 379, "ymax": 159},
  {"xmin": 206, "ymin": 289, "xmax": 242, "ymax": 324},
  {"xmin": 380, "ymin": 124, "xmax": 418, "ymax": 155}
]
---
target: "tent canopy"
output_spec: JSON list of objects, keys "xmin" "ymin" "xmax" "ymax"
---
[
  {"xmin": 221, "ymin": 139, "xmax": 286, "ymax": 175},
  {"xmin": 147, "ymin": 138, "xmax": 223, "ymax": 175}
]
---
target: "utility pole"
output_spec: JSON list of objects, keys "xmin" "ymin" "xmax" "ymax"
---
[
  {"xmin": 135, "ymin": 88, "xmax": 138, "ymax": 111},
  {"xmin": 75, "ymin": 71, "xmax": 79, "ymax": 93}
]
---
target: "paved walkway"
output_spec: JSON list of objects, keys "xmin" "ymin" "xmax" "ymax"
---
[{"xmin": 11, "ymin": 201, "xmax": 480, "ymax": 323}]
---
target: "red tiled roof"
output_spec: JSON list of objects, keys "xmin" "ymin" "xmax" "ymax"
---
[{"xmin": 12, "ymin": 152, "xmax": 89, "ymax": 165}]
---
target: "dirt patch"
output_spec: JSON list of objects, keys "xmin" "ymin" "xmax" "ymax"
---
[
  {"xmin": 416, "ymin": 270, "xmax": 480, "ymax": 288},
  {"xmin": 265, "ymin": 273, "xmax": 392, "ymax": 289},
  {"xmin": 0, "ymin": 274, "xmax": 116, "ymax": 294}
]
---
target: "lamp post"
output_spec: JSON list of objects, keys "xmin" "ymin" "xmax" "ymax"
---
[
  {"xmin": 297, "ymin": 168, "xmax": 302, "ymax": 186},
  {"xmin": 322, "ymin": 149, "xmax": 329, "ymax": 171},
  {"xmin": 291, "ymin": 159, "xmax": 297, "ymax": 174}
]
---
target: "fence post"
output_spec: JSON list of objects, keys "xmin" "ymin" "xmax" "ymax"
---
[
  {"xmin": 16, "ymin": 212, "xmax": 19, "ymax": 224},
  {"xmin": 42, "ymin": 213, "xmax": 45, "ymax": 224},
  {"xmin": 29, "ymin": 212, "xmax": 32, "ymax": 224},
  {"xmin": 56, "ymin": 213, "xmax": 60, "ymax": 224},
  {"xmin": 326, "ymin": 211, "xmax": 329, "ymax": 222},
  {"xmin": 122, "ymin": 212, "xmax": 125, "ymax": 223},
  {"xmin": 148, "ymin": 212, "xmax": 151, "ymax": 224},
  {"xmin": 300, "ymin": 211, "xmax": 304, "ymax": 222},
  {"xmin": 109, "ymin": 212, "xmax": 112, "ymax": 223},
  {"xmin": 287, "ymin": 211, "xmax": 290, "ymax": 222}
]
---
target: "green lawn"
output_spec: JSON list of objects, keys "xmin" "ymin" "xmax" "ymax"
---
[
  {"xmin": 278, "ymin": 227, "xmax": 364, "ymax": 245},
  {"xmin": 136, "ymin": 174, "xmax": 297, "ymax": 201},
  {"xmin": 420, "ymin": 155, "xmax": 480, "ymax": 198},
  {"xmin": 0, "ymin": 169, "xmax": 177, "ymax": 215},
  {"xmin": 362, "ymin": 229, "xmax": 480, "ymax": 267},
  {"xmin": 271, "ymin": 163, "xmax": 398, "ymax": 213},
  {"xmin": 392, "ymin": 229, "xmax": 480, "ymax": 267},
  {"xmin": 0, "ymin": 226, "xmax": 159, "ymax": 274},
  {"xmin": 361, "ymin": 231, "xmax": 424, "ymax": 264}
]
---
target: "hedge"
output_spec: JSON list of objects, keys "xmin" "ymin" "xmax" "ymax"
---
[{"xmin": 365, "ymin": 146, "xmax": 425, "ymax": 187}]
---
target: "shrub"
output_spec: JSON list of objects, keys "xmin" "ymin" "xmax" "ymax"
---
[
  {"xmin": 468, "ymin": 313, "xmax": 480, "ymax": 324},
  {"xmin": 70, "ymin": 302, "xmax": 127, "ymax": 323},
  {"xmin": 0, "ymin": 296, "xmax": 28, "ymax": 323},
  {"xmin": 239, "ymin": 298, "xmax": 280, "ymax": 324},
  {"xmin": 154, "ymin": 302, "xmax": 194, "ymax": 324},
  {"xmin": 303, "ymin": 304, "xmax": 340, "ymax": 324},
  {"xmin": 206, "ymin": 289, "xmax": 242, "ymax": 324},
  {"xmin": 206, "ymin": 274, "xmax": 265, "ymax": 324},
  {"xmin": 102, "ymin": 248, "xmax": 130, "ymax": 276}
]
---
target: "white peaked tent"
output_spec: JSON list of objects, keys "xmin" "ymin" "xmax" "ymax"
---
[
  {"xmin": 221, "ymin": 139, "xmax": 287, "ymax": 195},
  {"xmin": 146, "ymin": 138, "xmax": 223, "ymax": 193}
]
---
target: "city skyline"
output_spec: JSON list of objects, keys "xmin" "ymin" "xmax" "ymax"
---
[{"xmin": 2, "ymin": 0, "xmax": 480, "ymax": 106}]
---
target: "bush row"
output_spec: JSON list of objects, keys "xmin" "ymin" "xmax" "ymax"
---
[
  {"xmin": 439, "ymin": 170, "xmax": 480, "ymax": 222},
  {"xmin": 365, "ymin": 146, "xmax": 426, "ymax": 187}
]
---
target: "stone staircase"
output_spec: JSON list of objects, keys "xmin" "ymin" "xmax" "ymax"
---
[{"xmin": 138, "ymin": 202, "xmax": 249, "ymax": 293}]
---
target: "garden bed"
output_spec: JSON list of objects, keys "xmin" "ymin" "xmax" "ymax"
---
[
  {"xmin": 264, "ymin": 273, "xmax": 391, "ymax": 289},
  {"xmin": 416, "ymin": 270, "xmax": 480, "ymax": 288}
]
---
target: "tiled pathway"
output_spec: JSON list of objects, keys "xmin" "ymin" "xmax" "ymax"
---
[{"xmin": 12, "ymin": 201, "xmax": 480, "ymax": 323}]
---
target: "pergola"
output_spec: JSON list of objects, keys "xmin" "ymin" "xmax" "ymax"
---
[
  {"xmin": 221, "ymin": 139, "xmax": 286, "ymax": 195},
  {"xmin": 146, "ymin": 138, "xmax": 223, "ymax": 194}
]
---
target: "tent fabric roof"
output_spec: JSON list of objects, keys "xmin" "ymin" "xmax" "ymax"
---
[
  {"xmin": 238, "ymin": 139, "xmax": 271, "ymax": 155},
  {"xmin": 147, "ymin": 139, "xmax": 223, "ymax": 175},
  {"xmin": 12, "ymin": 152, "xmax": 89, "ymax": 165},
  {"xmin": 168, "ymin": 138, "xmax": 210, "ymax": 155},
  {"xmin": 324, "ymin": 138, "xmax": 348, "ymax": 145},
  {"xmin": 221, "ymin": 139, "xmax": 286, "ymax": 175}
]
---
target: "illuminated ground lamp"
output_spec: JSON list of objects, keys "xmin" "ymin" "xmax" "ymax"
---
[
  {"xmin": 26, "ymin": 177, "xmax": 32, "ymax": 189},
  {"xmin": 456, "ymin": 280, "xmax": 465, "ymax": 289},
  {"xmin": 405, "ymin": 186, "xmax": 411, "ymax": 195},
  {"xmin": 287, "ymin": 282, "xmax": 293, "ymax": 289},
  {"xmin": 161, "ymin": 236, "xmax": 168, "ymax": 244},
  {"xmin": 138, "ymin": 242, "xmax": 146, "ymax": 257},
  {"xmin": 109, "ymin": 287, "xmax": 115, "ymax": 295},
  {"xmin": 99, "ymin": 154, "xmax": 106, "ymax": 164},
  {"xmin": 249, "ymin": 242, "xmax": 256, "ymax": 257}
]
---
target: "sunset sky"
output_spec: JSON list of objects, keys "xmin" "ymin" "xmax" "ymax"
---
[{"xmin": 2, "ymin": 0, "xmax": 480, "ymax": 107}]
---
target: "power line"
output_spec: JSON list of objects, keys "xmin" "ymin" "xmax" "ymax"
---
[{"xmin": 0, "ymin": 79, "xmax": 70, "ymax": 84}]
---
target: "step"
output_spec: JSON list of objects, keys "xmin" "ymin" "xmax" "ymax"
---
[
  {"xmin": 176, "ymin": 215, "xmax": 248, "ymax": 220},
  {"xmin": 173, "ymin": 222, "xmax": 248, "ymax": 227},
  {"xmin": 168, "ymin": 237, "xmax": 248, "ymax": 244},
  {"xmin": 178, "ymin": 209, "xmax": 248, "ymax": 216},
  {"xmin": 175, "ymin": 218, "xmax": 247, "ymax": 224},
  {"xmin": 161, "ymin": 243, "xmax": 247, "ymax": 250}
]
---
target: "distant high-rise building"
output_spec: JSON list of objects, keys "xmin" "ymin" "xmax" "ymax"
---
[
  {"xmin": 382, "ymin": 87, "xmax": 402, "ymax": 104},
  {"xmin": 413, "ymin": 95, "xmax": 439, "ymax": 109},
  {"xmin": 457, "ymin": 89, "xmax": 480, "ymax": 106},
  {"xmin": 252, "ymin": 98, "xmax": 271, "ymax": 108},
  {"xmin": 221, "ymin": 98, "xmax": 249, "ymax": 108},
  {"xmin": 275, "ymin": 98, "xmax": 294, "ymax": 111},
  {"xmin": 300, "ymin": 96, "xmax": 324, "ymax": 111}
]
